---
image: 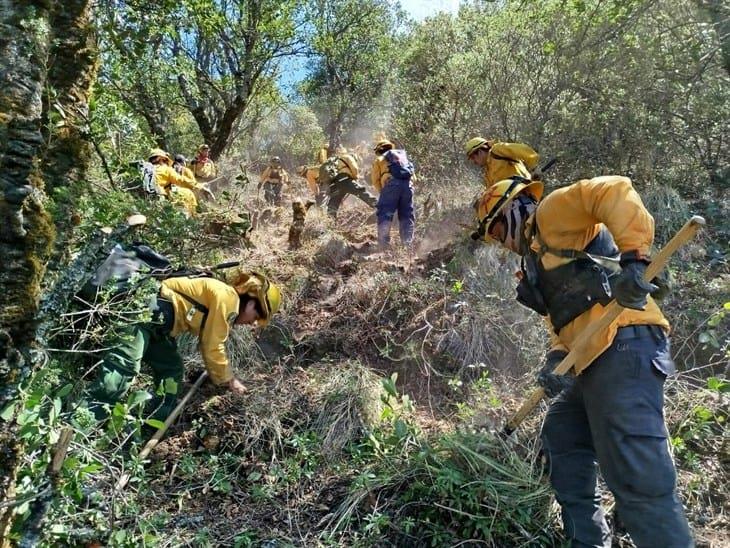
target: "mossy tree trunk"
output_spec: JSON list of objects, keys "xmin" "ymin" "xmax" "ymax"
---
[{"xmin": 0, "ymin": 0, "xmax": 97, "ymax": 538}]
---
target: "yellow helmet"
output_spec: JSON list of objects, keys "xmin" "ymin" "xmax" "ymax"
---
[
  {"xmin": 374, "ymin": 139, "xmax": 393, "ymax": 153},
  {"xmin": 232, "ymin": 271, "xmax": 281, "ymax": 326},
  {"xmin": 198, "ymin": 144, "xmax": 210, "ymax": 151},
  {"xmin": 465, "ymin": 137, "xmax": 490, "ymax": 157},
  {"xmin": 149, "ymin": 148, "xmax": 172, "ymax": 164},
  {"xmin": 473, "ymin": 178, "xmax": 543, "ymax": 241}
]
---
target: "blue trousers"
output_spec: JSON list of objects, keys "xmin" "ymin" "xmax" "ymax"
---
[
  {"xmin": 541, "ymin": 325, "xmax": 693, "ymax": 548},
  {"xmin": 376, "ymin": 178, "xmax": 415, "ymax": 248}
]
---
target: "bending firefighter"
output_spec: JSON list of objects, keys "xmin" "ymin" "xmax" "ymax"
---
[
  {"xmin": 88, "ymin": 271, "xmax": 281, "ymax": 421},
  {"xmin": 371, "ymin": 139, "xmax": 416, "ymax": 249},
  {"xmin": 465, "ymin": 136, "xmax": 539, "ymax": 188},
  {"xmin": 148, "ymin": 148, "xmax": 208, "ymax": 217},
  {"xmin": 472, "ymin": 175, "xmax": 692, "ymax": 547},
  {"xmin": 318, "ymin": 147, "xmax": 376, "ymax": 218}
]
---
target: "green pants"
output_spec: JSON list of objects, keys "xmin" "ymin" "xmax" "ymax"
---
[
  {"xmin": 324, "ymin": 175, "xmax": 377, "ymax": 217},
  {"xmin": 88, "ymin": 323, "xmax": 183, "ymax": 421}
]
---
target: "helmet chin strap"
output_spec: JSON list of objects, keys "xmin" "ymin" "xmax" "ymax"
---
[{"xmin": 503, "ymin": 195, "xmax": 537, "ymax": 253}]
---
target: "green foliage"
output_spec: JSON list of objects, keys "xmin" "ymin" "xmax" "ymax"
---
[
  {"xmin": 392, "ymin": 0, "xmax": 729, "ymax": 196},
  {"xmin": 670, "ymin": 376, "xmax": 728, "ymax": 470},
  {"xmin": 301, "ymin": 0, "xmax": 401, "ymax": 145},
  {"xmin": 98, "ymin": 0, "xmax": 304, "ymax": 157},
  {"xmin": 699, "ymin": 302, "xmax": 730, "ymax": 353}
]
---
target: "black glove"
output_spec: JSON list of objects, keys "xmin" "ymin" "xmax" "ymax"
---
[
  {"xmin": 613, "ymin": 255, "xmax": 658, "ymax": 311},
  {"xmin": 537, "ymin": 350, "xmax": 573, "ymax": 398}
]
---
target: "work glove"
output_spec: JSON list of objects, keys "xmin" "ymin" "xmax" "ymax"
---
[
  {"xmin": 537, "ymin": 350, "xmax": 573, "ymax": 398},
  {"xmin": 613, "ymin": 253, "xmax": 658, "ymax": 311}
]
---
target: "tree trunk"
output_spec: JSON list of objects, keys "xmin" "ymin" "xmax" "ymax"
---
[
  {"xmin": 0, "ymin": 0, "xmax": 98, "ymax": 539},
  {"xmin": 0, "ymin": 2, "xmax": 54, "ymax": 535}
]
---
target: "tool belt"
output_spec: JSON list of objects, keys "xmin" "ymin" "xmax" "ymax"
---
[{"xmin": 516, "ymin": 224, "xmax": 620, "ymax": 333}]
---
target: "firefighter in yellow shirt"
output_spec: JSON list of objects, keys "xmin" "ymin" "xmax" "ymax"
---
[
  {"xmin": 298, "ymin": 165, "xmax": 321, "ymax": 197},
  {"xmin": 148, "ymin": 149, "xmax": 204, "ymax": 217},
  {"xmin": 472, "ymin": 175, "xmax": 692, "ymax": 547},
  {"xmin": 319, "ymin": 147, "xmax": 376, "ymax": 218},
  {"xmin": 258, "ymin": 157, "xmax": 290, "ymax": 206},
  {"xmin": 191, "ymin": 144, "xmax": 219, "ymax": 183},
  {"xmin": 465, "ymin": 137, "xmax": 539, "ymax": 188},
  {"xmin": 88, "ymin": 271, "xmax": 281, "ymax": 421}
]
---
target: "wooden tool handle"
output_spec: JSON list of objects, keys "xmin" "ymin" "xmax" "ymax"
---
[{"xmin": 503, "ymin": 215, "xmax": 705, "ymax": 436}]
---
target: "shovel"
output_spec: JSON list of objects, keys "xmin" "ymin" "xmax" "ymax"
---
[{"xmin": 503, "ymin": 215, "xmax": 706, "ymax": 436}]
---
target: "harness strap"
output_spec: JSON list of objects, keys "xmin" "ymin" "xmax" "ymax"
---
[
  {"xmin": 171, "ymin": 289, "xmax": 210, "ymax": 336},
  {"xmin": 530, "ymin": 222, "xmax": 621, "ymax": 272}
]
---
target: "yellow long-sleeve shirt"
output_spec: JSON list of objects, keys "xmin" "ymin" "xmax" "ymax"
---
[
  {"xmin": 159, "ymin": 277, "xmax": 240, "ymax": 385},
  {"xmin": 260, "ymin": 166, "xmax": 290, "ymax": 186},
  {"xmin": 154, "ymin": 164, "xmax": 200, "ymax": 195},
  {"xmin": 192, "ymin": 158, "xmax": 218, "ymax": 181},
  {"xmin": 302, "ymin": 166, "xmax": 320, "ymax": 195},
  {"xmin": 484, "ymin": 142, "xmax": 539, "ymax": 187},
  {"xmin": 370, "ymin": 155, "xmax": 390, "ymax": 193},
  {"xmin": 529, "ymin": 175, "xmax": 668, "ymax": 374},
  {"xmin": 335, "ymin": 154, "xmax": 359, "ymax": 179},
  {"xmin": 371, "ymin": 152, "xmax": 417, "ymax": 193}
]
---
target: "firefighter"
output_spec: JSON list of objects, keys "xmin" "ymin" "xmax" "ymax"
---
[
  {"xmin": 258, "ymin": 156, "xmax": 290, "ymax": 206},
  {"xmin": 319, "ymin": 148, "xmax": 376, "ymax": 218},
  {"xmin": 298, "ymin": 165, "xmax": 321, "ymax": 197},
  {"xmin": 191, "ymin": 144, "xmax": 218, "ymax": 183},
  {"xmin": 472, "ymin": 175, "xmax": 693, "ymax": 547},
  {"xmin": 371, "ymin": 139, "xmax": 416, "ymax": 249},
  {"xmin": 148, "ymin": 149, "xmax": 204, "ymax": 217},
  {"xmin": 88, "ymin": 271, "xmax": 281, "ymax": 421},
  {"xmin": 465, "ymin": 137, "xmax": 539, "ymax": 188}
]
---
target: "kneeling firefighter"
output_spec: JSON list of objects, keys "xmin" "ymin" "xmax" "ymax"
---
[
  {"xmin": 472, "ymin": 175, "xmax": 692, "ymax": 547},
  {"xmin": 87, "ymin": 267, "xmax": 281, "ymax": 421}
]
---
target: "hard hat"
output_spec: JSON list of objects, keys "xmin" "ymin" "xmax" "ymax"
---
[
  {"xmin": 173, "ymin": 154, "xmax": 187, "ymax": 164},
  {"xmin": 198, "ymin": 144, "xmax": 210, "ymax": 151},
  {"xmin": 149, "ymin": 148, "xmax": 172, "ymax": 164},
  {"xmin": 474, "ymin": 178, "xmax": 543, "ymax": 241},
  {"xmin": 373, "ymin": 139, "xmax": 393, "ymax": 153},
  {"xmin": 232, "ymin": 271, "xmax": 281, "ymax": 327},
  {"xmin": 465, "ymin": 137, "xmax": 489, "ymax": 157}
]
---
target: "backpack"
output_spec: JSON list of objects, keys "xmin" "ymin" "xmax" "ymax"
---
[
  {"xmin": 384, "ymin": 149, "xmax": 414, "ymax": 181},
  {"xmin": 141, "ymin": 161, "xmax": 163, "ymax": 197},
  {"xmin": 80, "ymin": 243, "xmax": 212, "ymax": 300},
  {"xmin": 318, "ymin": 156, "xmax": 341, "ymax": 186},
  {"xmin": 268, "ymin": 167, "xmax": 282, "ymax": 181}
]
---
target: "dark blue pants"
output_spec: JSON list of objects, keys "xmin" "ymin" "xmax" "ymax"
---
[
  {"xmin": 376, "ymin": 178, "xmax": 415, "ymax": 248},
  {"xmin": 541, "ymin": 326, "xmax": 693, "ymax": 548}
]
